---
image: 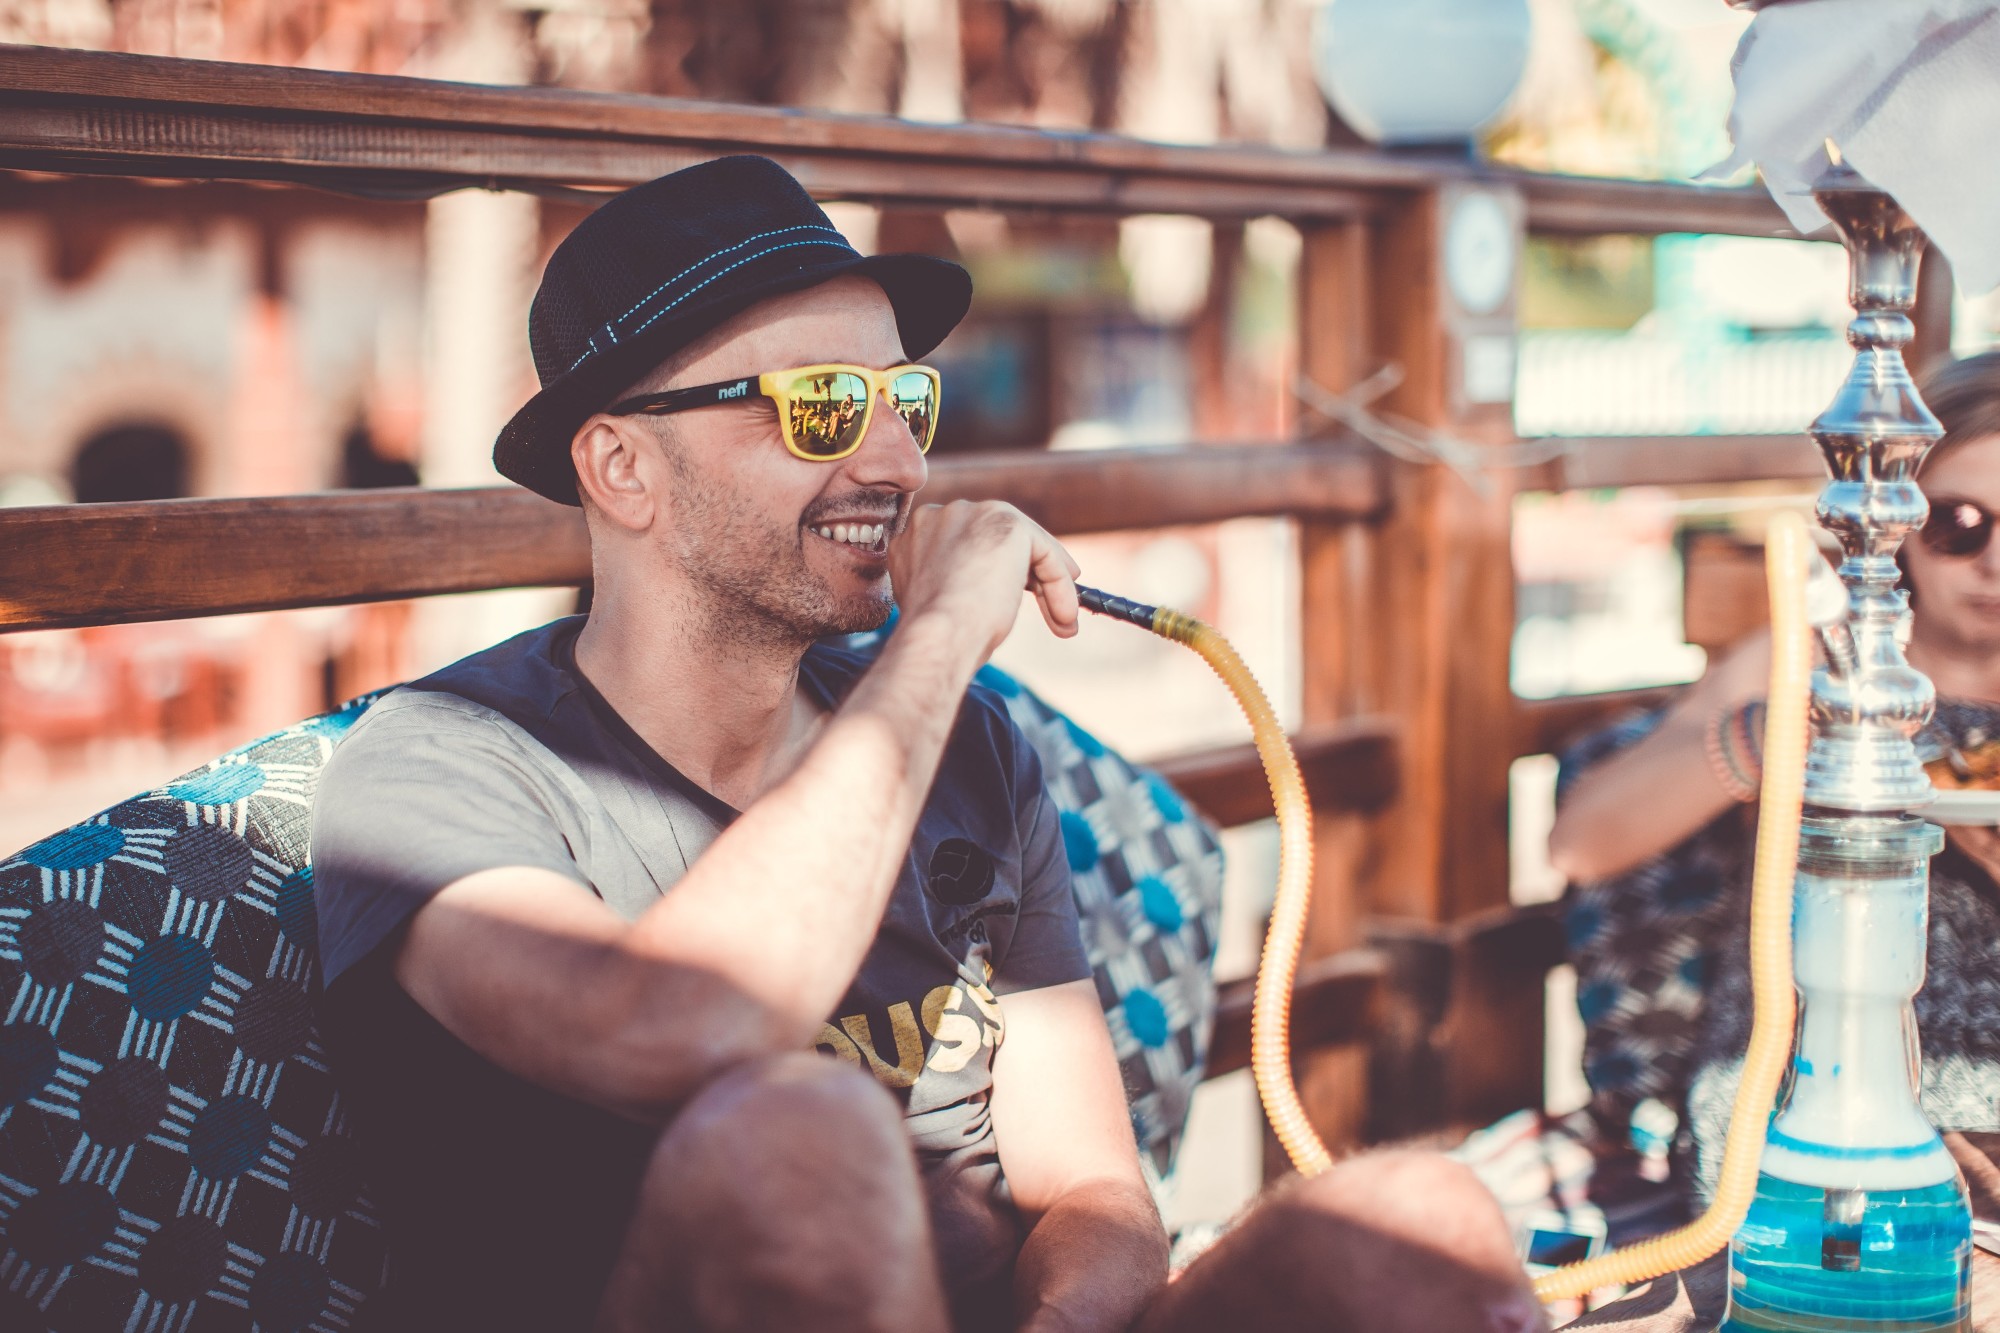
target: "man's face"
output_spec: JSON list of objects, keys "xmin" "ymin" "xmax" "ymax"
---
[{"xmin": 618, "ymin": 276, "xmax": 928, "ymax": 642}]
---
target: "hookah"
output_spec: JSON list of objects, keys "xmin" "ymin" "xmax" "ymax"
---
[
  {"xmin": 1078, "ymin": 162, "xmax": 1973, "ymax": 1327},
  {"xmin": 1714, "ymin": 168, "xmax": 1971, "ymax": 1332},
  {"xmin": 1529, "ymin": 164, "xmax": 1974, "ymax": 1324}
]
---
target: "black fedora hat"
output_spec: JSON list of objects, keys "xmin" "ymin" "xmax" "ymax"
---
[{"xmin": 496, "ymin": 155, "xmax": 971, "ymax": 505}]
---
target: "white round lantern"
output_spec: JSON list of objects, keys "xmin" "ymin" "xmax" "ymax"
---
[{"xmin": 1310, "ymin": 0, "xmax": 1533, "ymax": 147}]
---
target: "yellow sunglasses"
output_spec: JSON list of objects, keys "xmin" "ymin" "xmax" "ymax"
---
[{"xmin": 607, "ymin": 362, "xmax": 942, "ymax": 462}]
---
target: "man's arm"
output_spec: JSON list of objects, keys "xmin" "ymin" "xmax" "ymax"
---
[
  {"xmin": 992, "ymin": 978, "xmax": 1171, "ymax": 1333},
  {"xmin": 381, "ymin": 500, "xmax": 1081, "ymax": 1122}
]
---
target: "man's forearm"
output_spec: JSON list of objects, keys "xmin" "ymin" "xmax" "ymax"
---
[
  {"xmin": 1013, "ymin": 1179, "xmax": 1170, "ymax": 1333},
  {"xmin": 622, "ymin": 609, "xmax": 982, "ymax": 1048}
]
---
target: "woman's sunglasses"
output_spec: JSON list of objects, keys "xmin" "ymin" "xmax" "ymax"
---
[
  {"xmin": 606, "ymin": 362, "xmax": 941, "ymax": 463},
  {"xmin": 1919, "ymin": 496, "xmax": 1997, "ymax": 559}
]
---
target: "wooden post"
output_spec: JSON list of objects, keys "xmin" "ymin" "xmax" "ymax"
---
[
  {"xmin": 1295, "ymin": 184, "xmax": 1534, "ymax": 1148},
  {"xmin": 1292, "ymin": 217, "xmax": 1379, "ymax": 1158}
]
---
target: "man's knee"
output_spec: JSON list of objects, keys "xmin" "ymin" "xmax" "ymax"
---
[
  {"xmin": 662, "ymin": 1050, "xmax": 905, "ymax": 1173},
  {"xmin": 1283, "ymin": 1150, "xmax": 1517, "ymax": 1264},
  {"xmin": 604, "ymin": 1053, "xmax": 945, "ymax": 1332},
  {"xmin": 1255, "ymin": 1152, "xmax": 1541, "ymax": 1330},
  {"xmin": 1145, "ymin": 1152, "xmax": 1543, "ymax": 1333},
  {"xmin": 638, "ymin": 1050, "xmax": 921, "ymax": 1231}
]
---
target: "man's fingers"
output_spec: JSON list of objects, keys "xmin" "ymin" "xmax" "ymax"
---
[
  {"xmin": 1026, "ymin": 530, "xmax": 1080, "ymax": 638},
  {"xmin": 1033, "ymin": 579, "xmax": 1081, "ymax": 638}
]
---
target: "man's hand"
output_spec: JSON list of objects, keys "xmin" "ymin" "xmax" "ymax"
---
[{"xmin": 891, "ymin": 500, "xmax": 1081, "ymax": 660}]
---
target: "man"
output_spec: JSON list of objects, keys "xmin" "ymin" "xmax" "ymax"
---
[{"xmin": 311, "ymin": 155, "xmax": 1544, "ymax": 1333}]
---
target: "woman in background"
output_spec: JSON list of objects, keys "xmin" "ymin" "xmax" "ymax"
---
[{"xmin": 1551, "ymin": 348, "xmax": 2000, "ymax": 1213}]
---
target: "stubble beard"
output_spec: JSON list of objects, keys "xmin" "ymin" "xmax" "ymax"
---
[{"xmin": 667, "ymin": 465, "xmax": 894, "ymax": 652}]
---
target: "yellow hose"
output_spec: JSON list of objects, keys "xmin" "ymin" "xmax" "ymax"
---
[
  {"xmin": 1132, "ymin": 509, "xmax": 1809, "ymax": 1301},
  {"xmin": 1531, "ymin": 509, "xmax": 1814, "ymax": 1302},
  {"xmin": 1144, "ymin": 608, "xmax": 1335, "ymax": 1178}
]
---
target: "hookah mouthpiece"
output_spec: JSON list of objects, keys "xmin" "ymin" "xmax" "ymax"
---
[{"xmin": 1076, "ymin": 584, "xmax": 1159, "ymax": 629}]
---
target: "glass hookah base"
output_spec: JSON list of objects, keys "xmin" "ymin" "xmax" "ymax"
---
[{"xmin": 1721, "ymin": 1175, "xmax": 1971, "ymax": 1332}]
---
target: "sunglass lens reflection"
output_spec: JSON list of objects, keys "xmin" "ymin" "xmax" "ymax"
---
[
  {"xmin": 786, "ymin": 371, "xmax": 871, "ymax": 457},
  {"xmin": 1924, "ymin": 500, "xmax": 1995, "ymax": 558},
  {"xmin": 891, "ymin": 371, "xmax": 939, "ymax": 452}
]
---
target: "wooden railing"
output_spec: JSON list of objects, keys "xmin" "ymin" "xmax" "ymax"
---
[
  {"xmin": 0, "ymin": 46, "xmax": 1827, "ymax": 1147},
  {"xmin": 0, "ymin": 441, "xmax": 1385, "ymax": 630},
  {"xmin": 0, "ymin": 46, "xmax": 1794, "ymax": 235}
]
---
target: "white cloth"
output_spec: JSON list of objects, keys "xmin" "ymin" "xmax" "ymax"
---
[{"xmin": 1705, "ymin": 0, "xmax": 2000, "ymax": 294}]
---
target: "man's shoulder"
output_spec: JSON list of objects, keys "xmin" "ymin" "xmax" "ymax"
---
[
  {"xmin": 316, "ymin": 690, "xmax": 554, "ymax": 817},
  {"xmin": 320, "ymin": 619, "xmax": 588, "ymax": 791},
  {"xmin": 403, "ymin": 615, "xmax": 584, "ymax": 729},
  {"xmin": 336, "ymin": 684, "xmax": 521, "ymax": 749}
]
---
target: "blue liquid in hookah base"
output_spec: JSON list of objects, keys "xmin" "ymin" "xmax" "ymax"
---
[{"xmin": 1722, "ymin": 1174, "xmax": 1971, "ymax": 1331}]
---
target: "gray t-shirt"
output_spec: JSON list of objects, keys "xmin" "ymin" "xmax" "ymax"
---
[{"xmin": 310, "ymin": 617, "xmax": 1089, "ymax": 1317}]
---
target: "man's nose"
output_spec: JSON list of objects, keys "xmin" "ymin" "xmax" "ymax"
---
[{"xmin": 845, "ymin": 388, "xmax": 928, "ymax": 494}]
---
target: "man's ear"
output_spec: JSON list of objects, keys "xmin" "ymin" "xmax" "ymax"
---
[{"xmin": 571, "ymin": 416, "xmax": 657, "ymax": 530}]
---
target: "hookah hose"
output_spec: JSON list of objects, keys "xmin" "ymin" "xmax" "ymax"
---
[
  {"xmin": 1076, "ymin": 586, "xmax": 1335, "ymax": 1177},
  {"xmin": 1083, "ymin": 505, "xmax": 1812, "ymax": 1302},
  {"xmin": 1532, "ymin": 509, "xmax": 1815, "ymax": 1302}
]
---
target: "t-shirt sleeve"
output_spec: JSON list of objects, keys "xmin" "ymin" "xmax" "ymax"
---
[
  {"xmin": 311, "ymin": 696, "xmax": 589, "ymax": 988},
  {"xmin": 992, "ymin": 726, "xmax": 1091, "ymax": 997}
]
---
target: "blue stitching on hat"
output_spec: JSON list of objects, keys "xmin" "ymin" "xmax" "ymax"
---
[
  {"xmin": 568, "ymin": 234, "xmax": 857, "ymax": 372},
  {"xmin": 613, "ymin": 225, "xmax": 841, "ymax": 324},
  {"xmin": 628, "ymin": 239, "xmax": 855, "ymax": 340},
  {"xmin": 565, "ymin": 224, "xmax": 846, "ymax": 372}
]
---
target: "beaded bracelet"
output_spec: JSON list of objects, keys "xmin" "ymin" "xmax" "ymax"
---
[{"xmin": 1704, "ymin": 699, "xmax": 1766, "ymax": 803}]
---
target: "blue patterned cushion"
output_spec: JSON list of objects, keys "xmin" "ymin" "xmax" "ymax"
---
[
  {"xmin": 0, "ymin": 694, "xmax": 387, "ymax": 1333},
  {"xmin": 971, "ymin": 662, "xmax": 1226, "ymax": 1182},
  {"xmin": 0, "ymin": 660, "xmax": 1223, "ymax": 1329}
]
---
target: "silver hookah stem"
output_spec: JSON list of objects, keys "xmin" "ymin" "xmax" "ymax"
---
[{"xmin": 1801, "ymin": 163, "xmax": 1943, "ymax": 813}]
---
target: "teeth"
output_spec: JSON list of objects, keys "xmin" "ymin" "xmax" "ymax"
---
[{"xmin": 811, "ymin": 523, "xmax": 886, "ymax": 547}]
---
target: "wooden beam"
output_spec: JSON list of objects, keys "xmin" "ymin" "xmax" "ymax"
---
[
  {"xmin": 1151, "ymin": 719, "xmax": 1399, "ymax": 828},
  {"xmin": 1519, "ymin": 172, "xmax": 1798, "ymax": 240},
  {"xmin": 0, "ymin": 487, "xmax": 586, "ymax": 632},
  {"xmin": 1291, "ymin": 216, "xmax": 1378, "ymax": 1158},
  {"xmin": 0, "ymin": 46, "xmax": 1400, "ymax": 218},
  {"xmin": 1307, "ymin": 188, "xmax": 1519, "ymax": 931},
  {"xmin": 1298, "ymin": 186, "xmax": 1533, "ymax": 1151},
  {"xmin": 0, "ymin": 46, "xmax": 1791, "ymax": 236},
  {"xmin": 1525, "ymin": 434, "xmax": 1823, "ymax": 491},
  {"xmin": 1512, "ymin": 687, "xmax": 1676, "ymax": 759},
  {"xmin": 936, "ymin": 440, "xmax": 1385, "ymax": 536},
  {"xmin": 0, "ymin": 442, "xmax": 1382, "ymax": 632},
  {"xmin": 1207, "ymin": 949, "xmax": 1386, "ymax": 1081}
]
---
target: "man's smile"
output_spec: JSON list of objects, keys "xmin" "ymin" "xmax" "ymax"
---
[{"xmin": 809, "ymin": 521, "xmax": 890, "ymax": 558}]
